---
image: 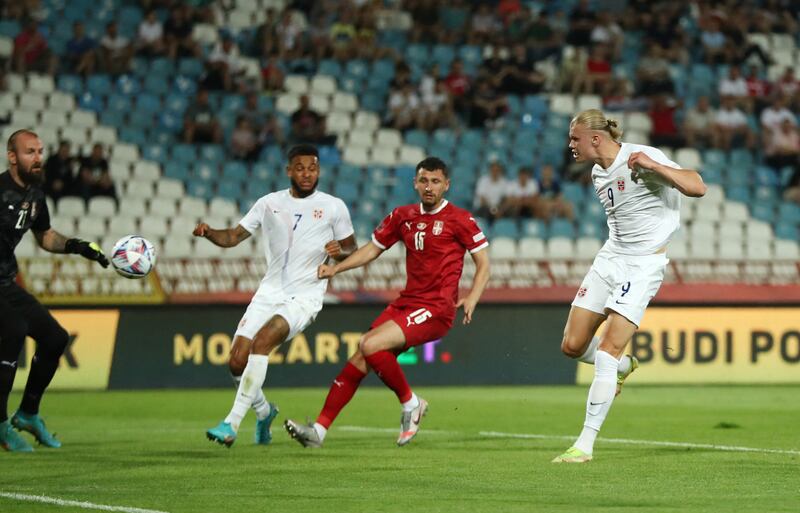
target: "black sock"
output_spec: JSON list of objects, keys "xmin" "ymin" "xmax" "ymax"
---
[
  {"xmin": 0, "ymin": 362, "xmax": 17, "ymax": 423},
  {"xmin": 19, "ymin": 356, "xmax": 59, "ymax": 415}
]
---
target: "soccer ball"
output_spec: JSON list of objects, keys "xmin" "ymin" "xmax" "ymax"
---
[{"xmin": 111, "ymin": 235, "xmax": 157, "ymax": 279}]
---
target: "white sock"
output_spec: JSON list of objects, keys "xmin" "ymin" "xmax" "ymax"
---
[
  {"xmin": 577, "ymin": 336, "xmax": 600, "ymax": 364},
  {"xmin": 402, "ymin": 392, "xmax": 420, "ymax": 412},
  {"xmin": 574, "ymin": 350, "xmax": 619, "ymax": 454},
  {"xmin": 617, "ymin": 354, "xmax": 632, "ymax": 374},
  {"xmin": 232, "ymin": 373, "xmax": 271, "ymax": 420},
  {"xmin": 224, "ymin": 355, "xmax": 269, "ymax": 431},
  {"xmin": 313, "ymin": 423, "xmax": 327, "ymax": 441}
]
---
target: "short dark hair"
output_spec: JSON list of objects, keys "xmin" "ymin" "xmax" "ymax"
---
[
  {"xmin": 416, "ymin": 157, "xmax": 448, "ymax": 178},
  {"xmin": 7, "ymin": 129, "xmax": 38, "ymax": 153},
  {"xmin": 287, "ymin": 144, "xmax": 318, "ymax": 162}
]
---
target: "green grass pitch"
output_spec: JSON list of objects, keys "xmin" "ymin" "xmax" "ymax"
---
[{"xmin": 2, "ymin": 386, "xmax": 798, "ymax": 513}]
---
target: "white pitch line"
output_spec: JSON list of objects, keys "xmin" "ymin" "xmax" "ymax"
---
[
  {"xmin": 336, "ymin": 426, "xmax": 800, "ymax": 456},
  {"xmin": 479, "ymin": 431, "xmax": 800, "ymax": 456},
  {"xmin": 0, "ymin": 492, "xmax": 169, "ymax": 513}
]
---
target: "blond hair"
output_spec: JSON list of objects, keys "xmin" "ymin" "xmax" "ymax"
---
[{"xmin": 570, "ymin": 109, "xmax": 623, "ymax": 142}]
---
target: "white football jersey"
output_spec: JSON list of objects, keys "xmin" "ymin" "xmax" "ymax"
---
[
  {"xmin": 591, "ymin": 143, "xmax": 682, "ymax": 255},
  {"xmin": 239, "ymin": 189, "xmax": 354, "ymax": 304}
]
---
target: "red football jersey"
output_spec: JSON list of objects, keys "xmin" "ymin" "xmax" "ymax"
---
[{"xmin": 372, "ymin": 200, "xmax": 489, "ymax": 323}]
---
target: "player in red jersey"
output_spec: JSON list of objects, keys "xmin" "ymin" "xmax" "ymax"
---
[{"xmin": 284, "ymin": 157, "xmax": 490, "ymax": 447}]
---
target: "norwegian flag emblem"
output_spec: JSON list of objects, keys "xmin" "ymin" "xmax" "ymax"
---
[
  {"xmin": 577, "ymin": 287, "xmax": 587, "ymax": 298},
  {"xmin": 617, "ymin": 179, "xmax": 625, "ymax": 191},
  {"xmin": 313, "ymin": 209, "xmax": 323, "ymax": 219}
]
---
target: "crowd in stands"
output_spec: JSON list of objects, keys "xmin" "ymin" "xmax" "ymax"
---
[
  {"xmin": 43, "ymin": 141, "xmax": 117, "ymax": 204},
  {"xmin": 2, "ymin": 0, "xmax": 800, "ymax": 223}
]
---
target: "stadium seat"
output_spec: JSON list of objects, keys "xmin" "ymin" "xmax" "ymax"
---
[
  {"xmin": 546, "ymin": 237, "xmax": 575, "ymax": 259},
  {"xmin": 87, "ymin": 197, "xmax": 117, "ymax": 217},
  {"xmin": 549, "ymin": 219, "xmax": 575, "ymax": 239},
  {"xmin": 489, "ymin": 237, "xmax": 517, "ymax": 259},
  {"xmin": 518, "ymin": 237, "xmax": 546, "ymax": 258},
  {"xmin": 492, "ymin": 219, "xmax": 520, "ymax": 239},
  {"xmin": 156, "ymin": 179, "xmax": 185, "ymax": 200}
]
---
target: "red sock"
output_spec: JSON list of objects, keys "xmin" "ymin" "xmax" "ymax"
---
[
  {"xmin": 364, "ymin": 351, "xmax": 412, "ymax": 403},
  {"xmin": 316, "ymin": 362, "xmax": 367, "ymax": 428}
]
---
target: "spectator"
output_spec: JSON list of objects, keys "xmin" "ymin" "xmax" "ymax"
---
[
  {"xmin": 43, "ymin": 141, "xmax": 77, "ymax": 201},
  {"xmin": 526, "ymin": 10, "xmax": 561, "ymax": 62},
  {"xmin": 260, "ymin": 55, "xmax": 285, "ymax": 92},
  {"xmin": 420, "ymin": 80, "xmax": 456, "ymax": 130},
  {"xmin": 407, "ymin": 0, "xmax": 441, "ymax": 43},
  {"xmin": 648, "ymin": 95, "xmax": 684, "ymax": 149},
  {"xmin": 183, "ymin": 89, "xmax": 222, "ymax": 144},
  {"xmin": 203, "ymin": 33, "xmax": 244, "ymax": 91},
  {"xmin": 229, "ymin": 116, "xmax": 259, "ymax": 161},
  {"xmin": 238, "ymin": 92, "xmax": 284, "ymax": 146},
  {"xmin": 275, "ymin": 10, "xmax": 305, "ymax": 58},
  {"xmin": 474, "ymin": 161, "xmax": 509, "ymax": 221},
  {"xmin": 745, "ymin": 65, "xmax": 771, "ymax": 112},
  {"xmin": 499, "ymin": 44, "xmax": 546, "ymax": 95},
  {"xmin": 77, "ymin": 144, "xmax": 116, "ymax": 203},
  {"xmin": 164, "ymin": 4, "xmax": 200, "ymax": 59},
  {"xmin": 575, "ymin": 44, "xmax": 613, "ymax": 95},
  {"xmin": 329, "ymin": 9, "xmax": 357, "ymax": 59},
  {"xmin": 12, "ymin": 18, "xmax": 55, "ymax": 75},
  {"xmin": 636, "ymin": 44, "xmax": 673, "ymax": 96},
  {"xmin": 64, "ymin": 22, "xmax": 96, "ymax": 76},
  {"xmin": 683, "ymin": 96, "xmax": 716, "ymax": 149},
  {"xmin": 503, "ymin": 167, "xmax": 540, "ymax": 219},
  {"xmin": 444, "ymin": 59, "xmax": 471, "ymax": 116},
  {"xmin": 386, "ymin": 83, "xmax": 422, "ymax": 131},
  {"xmin": 590, "ymin": 12, "xmax": 623, "ymax": 59},
  {"xmin": 713, "ymin": 96, "xmax": 755, "ymax": 150},
  {"xmin": 763, "ymin": 119, "xmax": 800, "ymax": 175},
  {"xmin": 537, "ymin": 164, "xmax": 574, "ymax": 220},
  {"xmin": 469, "ymin": 3, "xmax": 500, "ymax": 43},
  {"xmin": 136, "ymin": 9, "xmax": 165, "ymax": 57},
  {"xmin": 699, "ymin": 16, "xmax": 727, "ymax": 64},
  {"xmin": 290, "ymin": 94, "xmax": 328, "ymax": 144},
  {"xmin": 724, "ymin": 13, "xmax": 772, "ymax": 68},
  {"xmin": 566, "ymin": 0, "xmax": 597, "ymax": 48},
  {"xmin": 775, "ymin": 67, "xmax": 799, "ymax": 107},
  {"xmin": 470, "ymin": 79, "xmax": 507, "ymax": 128},
  {"xmin": 718, "ymin": 65, "xmax": 750, "ymax": 111},
  {"xmin": 760, "ymin": 95, "xmax": 797, "ymax": 135},
  {"xmin": 99, "ymin": 21, "xmax": 132, "ymax": 75}
]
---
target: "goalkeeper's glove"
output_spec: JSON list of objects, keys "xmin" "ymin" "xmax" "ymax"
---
[{"xmin": 65, "ymin": 238, "xmax": 109, "ymax": 268}]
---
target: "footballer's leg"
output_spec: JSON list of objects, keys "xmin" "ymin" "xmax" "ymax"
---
[
  {"xmin": 228, "ymin": 336, "xmax": 278, "ymax": 445},
  {"xmin": 554, "ymin": 312, "xmax": 636, "ymax": 463},
  {"xmin": 207, "ymin": 315, "xmax": 288, "ymax": 447},
  {"xmin": 359, "ymin": 320, "xmax": 428, "ymax": 446},
  {"xmin": 561, "ymin": 305, "xmax": 606, "ymax": 364},
  {"xmin": 286, "ymin": 350, "xmax": 369, "ymax": 448}
]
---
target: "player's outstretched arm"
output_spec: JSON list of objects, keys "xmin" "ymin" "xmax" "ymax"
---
[
  {"xmin": 318, "ymin": 241, "xmax": 382, "ymax": 279},
  {"xmin": 628, "ymin": 151, "xmax": 707, "ymax": 198},
  {"xmin": 456, "ymin": 248, "xmax": 490, "ymax": 325},
  {"xmin": 33, "ymin": 229, "xmax": 109, "ymax": 267},
  {"xmin": 193, "ymin": 223, "xmax": 251, "ymax": 248}
]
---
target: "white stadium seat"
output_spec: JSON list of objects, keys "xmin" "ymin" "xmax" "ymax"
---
[
  {"xmin": 398, "ymin": 145, "xmax": 425, "ymax": 165},
  {"xmin": 549, "ymin": 94, "xmax": 575, "ymax": 115},
  {"xmin": 346, "ymin": 128, "xmax": 374, "ymax": 149},
  {"xmin": 275, "ymin": 93, "xmax": 300, "ymax": 114},
  {"xmin": 311, "ymin": 75, "xmax": 336, "ymax": 95},
  {"xmin": 111, "ymin": 143, "xmax": 140, "ymax": 163},
  {"xmin": 370, "ymin": 146, "xmax": 398, "ymax": 166},
  {"xmin": 89, "ymin": 126, "xmax": 118, "ymax": 146},
  {"xmin": 178, "ymin": 197, "xmax": 208, "ymax": 218},
  {"xmin": 675, "ymin": 148, "xmax": 702, "ymax": 170},
  {"xmin": 353, "ymin": 111, "xmax": 380, "ymax": 131},
  {"xmin": 48, "ymin": 91, "xmax": 76, "ymax": 112},
  {"xmin": 77, "ymin": 217, "xmax": 107, "ymax": 238},
  {"xmin": 717, "ymin": 220, "xmax": 743, "ymax": 242},
  {"xmin": 546, "ymin": 237, "xmax": 575, "ymax": 259},
  {"xmin": 375, "ymin": 128, "xmax": 403, "ymax": 149},
  {"xmin": 155, "ymin": 179, "xmax": 185, "ymax": 199},
  {"xmin": 17, "ymin": 93, "xmax": 46, "ymax": 111},
  {"xmin": 284, "ymin": 75, "xmax": 309, "ymax": 95},
  {"xmin": 126, "ymin": 181, "xmax": 154, "ymax": 199},
  {"xmin": 342, "ymin": 146, "xmax": 369, "ymax": 166},
  {"xmin": 721, "ymin": 201, "xmax": 749, "ymax": 222},
  {"xmin": 69, "ymin": 110, "xmax": 97, "ymax": 128},
  {"xmin": 326, "ymin": 111, "xmax": 352, "ymax": 135},
  {"xmin": 132, "ymin": 161, "xmax": 161, "ymax": 182},
  {"xmin": 489, "ymin": 237, "xmax": 517, "ymax": 259},
  {"xmin": 57, "ymin": 197, "xmax": 85, "ymax": 216},
  {"xmin": 149, "ymin": 197, "xmax": 178, "ymax": 218},
  {"xmin": 209, "ymin": 198, "xmax": 239, "ymax": 218},
  {"xmin": 332, "ymin": 92, "xmax": 358, "ymax": 113},
  {"xmin": 309, "ymin": 93, "xmax": 330, "ymax": 113},
  {"xmin": 40, "ymin": 111, "xmax": 67, "ymax": 129},
  {"xmin": 88, "ymin": 197, "xmax": 117, "ymax": 217},
  {"xmin": 518, "ymin": 237, "xmax": 545, "ymax": 258}
]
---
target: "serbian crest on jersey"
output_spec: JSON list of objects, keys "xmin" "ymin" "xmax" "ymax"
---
[
  {"xmin": 577, "ymin": 287, "xmax": 587, "ymax": 298},
  {"xmin": 313, "ymin": 208, "xmax": 323, "ymax": 219},
  {"xmin": 617, "ymin": 179, "xmax": 625, "ymax": 191},
  {"xmin": 433, "ymin": 220, "xmax": 444, "ymax": 235}
]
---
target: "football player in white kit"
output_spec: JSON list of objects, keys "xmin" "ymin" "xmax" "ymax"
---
[
  {"xmin": 193, "ymin": 144, "xmax": 356, "ymax": 447},
  {"xmin": 552, "ymin": 109, "xmax": 707, "ymax": 463}
]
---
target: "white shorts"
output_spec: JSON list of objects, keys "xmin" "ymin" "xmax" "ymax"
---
[
  {"xmin": 234, "ymin": 294, "xmax": 321, "ymax": 341},
  {"xmin": 571, "ymin": 243, "xmax": 669, "ymax": 327}
]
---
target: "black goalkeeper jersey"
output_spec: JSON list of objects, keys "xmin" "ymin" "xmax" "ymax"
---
[{"xmin": 0, "ymin": 170, "xmax": 51, "ymax": 284}]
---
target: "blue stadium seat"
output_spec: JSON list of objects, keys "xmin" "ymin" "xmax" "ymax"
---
[
  {"xmin": 755, "ymin": 165, "xmax": 779, "ymax": 187},
  {"xmin": 774, "ymin": 221, "xmax": 799, "ymax": 241},
  {"xmin": 260, "ymin": 145, "xmax": 284, "ymax": 166},
  {"xmin": 730, "ymin": 148, "xmax": 754, "ymax": 167},
  {"xmin": 142, "ymin": 144, "xmax": 168, "ymax": 164},
  {"xmin": 100, "ymin": 110, "xmax": 125, "ymax": 128},
  {"xmin": 164, "ymin": 93, "xmax": 189, "ymax": 114},
  {"xmin": 521, "ymin": 219, "xmax": 546, "ymax": 239},
  {"xmin": 318, "ymin": 146, "xmax": 341, "ymax": 166},
  {"xmin": 172, "ymin": 144, "xmax": 197, "ymax": 165},
  {"xmin": 164, "ymin": 162, "xmax": 191, "ymax": 181},
  {"xmin": 562, "ymin": 183, "xmax": 585, "ymax": 206},
  {"xmin": 724, "ymin": 163, "xmax": 750, "ymax": 187},
  {"xmin": 337, "ymin": 164, "xmax": 362, "ymax": 182},
  {"xmin": 251, "ymin": 162, "xmax": 273, "ymax": 182},
  {"xmin": 359, "ymin": 92, "xmax": 384, "ymax": 112},
  {"xmin": 582, "ymin": 201, "xmax": 606, "ymax": 222},
  {"xmin": 318, "ymin": 59, "xmax": 342, "ymax": 77},
  {"xmin": 549, "ymin": 219, "xmax": 576, "ymax": 238},
  {"xmin": 177, "ymin": 58, "xmax": 204, "ymax": 78},
  {"xmin": 703, "ymin": 149, "xmax": 727, "ymax": 169},
  {"xmin": 750, "ymin": 203, "xmax": 776, "ymax": 224},
  {"xmin": 440, "ymin": 6, "xmax": 468, "ymax": 30},
  {"xmin": 221, "ymin": 162, "xmax": 248, "ymax": 181},
  {"xmin": 725, "ymin": 185, "xmax": 751, "ymax": 203},
  {"xmin": 371, "ymin": 59, "xmax": 395, "ymax": 81},
  {"xmin": 578, "ymin": 220, "xmax": 605, "ymax": 239},
  {"xmin": 198, "ymin": 145, "xmax": 224, "ymax": 163},
  {"xmin": 432, "ymin": 45, "xmax": 455, "ymax": 67},
  {"xmin": 118, "ymin": 128, "xmax": 146, "ymax": 146},
  {"xmin": 345, "ymin": 60, "xmax": 369, "ymax": 79},
  {"xmin": 523, "ymin": 95, "xmax": 549, "ymax": 118},
  {"xmin": 701, "ymin": 167, "xmax": 722, "ymax": 184},
  {"xmin": 78, "ymin": 92, "xmax": 104, "ymax": 113},
  {"xmin": 221, "ymin": 95, "xmax": 245, "ymax": 114},
  {"xmin": 492, "ymin": 219, "xmax": 520, "ymax": 239},
  {"xmin": 778, "ymin": 203, "xmax": 800, "ymax": 223},
  {"xmin": 187, "ymin": 181, "xmax": 214, "ymax": 200},
  {"xmin": 136, "ymin": 93, "xmax": 162, "ymax": 115},
  {"xmin": 0, "ymin": 20, "xmax": 20, "ymax": 38},
  {"xmin": 173, "ymin": 76, "xmax": 197, "ymax": 96},
  {"xmin": 143, "ymin": 75, "xmax": 170, "ymax": 96},
  {"xmin": 458, "ymin": 45, "xmax": 482, "ymax": 67},
  {"xmin": 753, "ymin": 186, "xmax": 777, "ymax": 203},
  {"xmin": 127, "ymin": 110, "xmax": 153, "ymax": 129},
  {"xmin": 86, "ymin": 75, "xmax": 112, "ymax": 96},
  {"xmin": 405, "ymin": 130, "xmax": 429, "ymax": 148},
  {"xmin": 158, "ymin": 111, "xmax": 183, "ymax": 133},
  {"xmin": 116, "ymin": 75, "xmax": 141, "ymax": 96},
  {"xmin": 405, "ymin": 44, "xmax": 429, "ymax": 67},
  {"xmin": 217, "ymin": 180, "xmax": 244, "ymax": 201},
  {"xmin": 150, "ymin": 58, "xmax": 175, "ymax": 77},
  {"xmin": 334, "ymin": 182, "xmax": 360, "ymax": 204}
]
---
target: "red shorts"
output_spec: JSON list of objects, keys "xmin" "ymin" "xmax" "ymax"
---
[{"xmin": 370, "ymin": 304, "xmax": 452, "ymax": 348}]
